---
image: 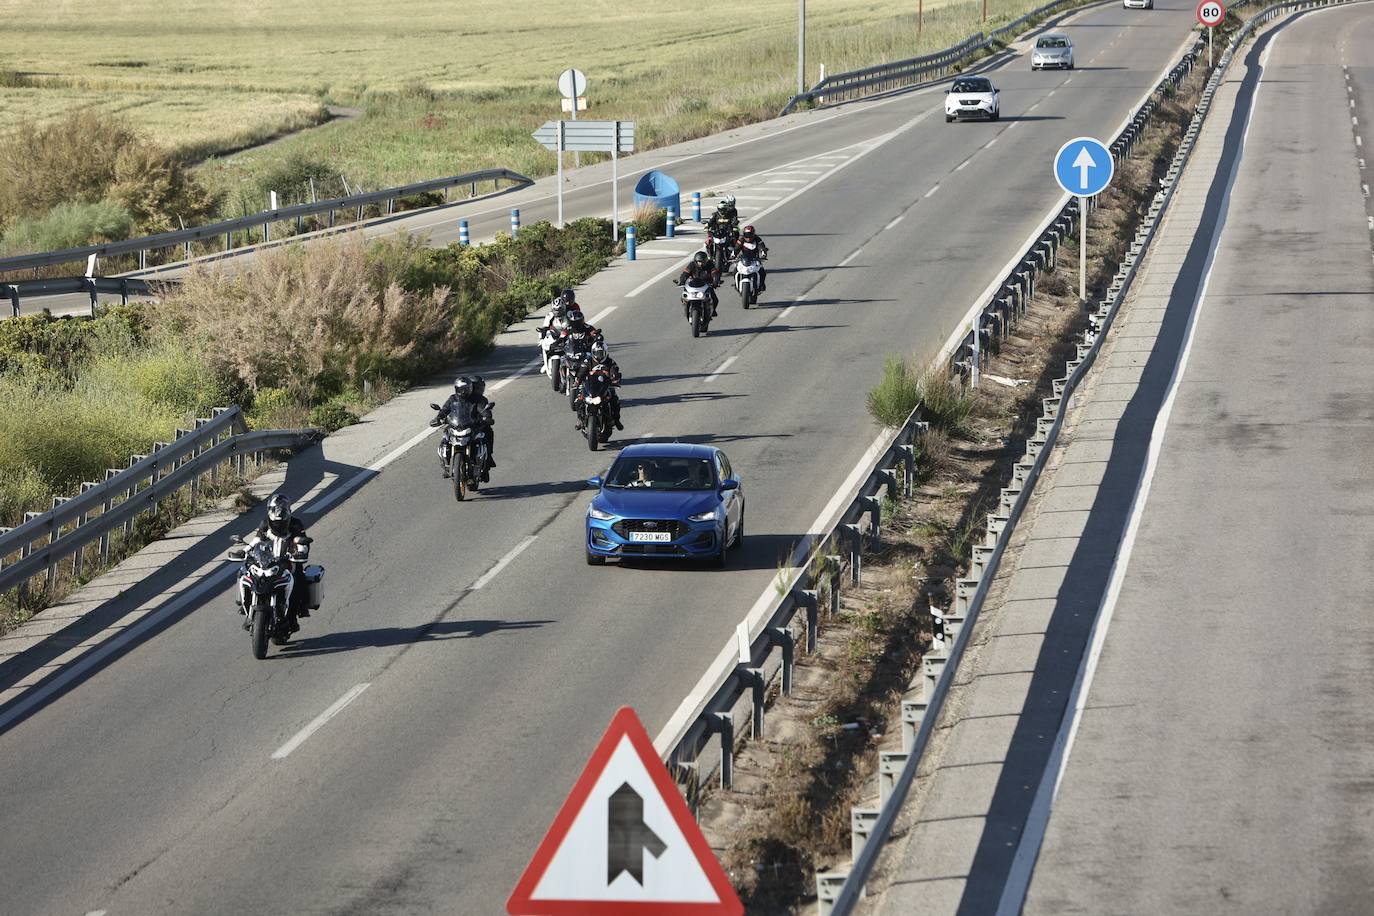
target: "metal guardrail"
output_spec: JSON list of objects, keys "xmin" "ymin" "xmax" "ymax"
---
[
  {"xmin": 778, "ymin": 0, "xmax": 1096, "ymax": 115},
  {"xmin": 819, "ymin": 1, "xmax": 1355, "ymax": 910},
  {"xmin": 0, "ymin": 167, "xmax": 533, "ymax": 276},
  {"xmin": 0, "ymin": 406, "xmax": 319, "ymax": 599},
  {"xmin": 5, "ymin": 276, "xmax": 163, "ymax": 317}
]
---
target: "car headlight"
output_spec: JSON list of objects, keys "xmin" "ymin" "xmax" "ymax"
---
[
  {"xmin": 588, "ymin": 506, "xmax": 615, "ymax": 521},
  {"xmin": 688, "ymin": 509, "xmax": 718, "ymax": 522}
]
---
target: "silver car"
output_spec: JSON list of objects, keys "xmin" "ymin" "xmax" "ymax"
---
[
  {"xmin": 1123, "ymin": 0, "xmax": 1154, "ymax": 8},
  {"xmin": 1031, "ymin": 33, "xmax": 1075, "ymax": 70}
]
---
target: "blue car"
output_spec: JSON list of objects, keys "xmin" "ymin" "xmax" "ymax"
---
[{"xmin": 585, "ymin": 443, "xmax": 745, "ymax": 567}]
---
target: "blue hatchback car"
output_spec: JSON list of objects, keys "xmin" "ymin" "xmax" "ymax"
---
[{"xmin": 585, "ymin": 443, "xmax": 745, "ymax": 567}]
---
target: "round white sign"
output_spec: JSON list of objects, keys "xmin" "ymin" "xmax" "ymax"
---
[
  {"xmin": 558, "ymin": 68, "xmax": 587, "ymax": 100},
  {"xmin": 1196, "ymin": 0, "xmax": 1224, "ymax": 27}
]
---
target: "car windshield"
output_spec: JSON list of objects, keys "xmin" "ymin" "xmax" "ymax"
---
[
  {"xmin": 606, "ymin": 456, "xmax": 716, "ymax": 490},
  {"xmin": 1037, "ymin": 37, "xmax": 1069, "ymax": 48},
  {"xmin": 952, "ymin": 79, "xmax": 991, "ymax": 93}
]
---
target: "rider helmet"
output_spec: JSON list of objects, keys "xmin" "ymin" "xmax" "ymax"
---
[
  {"xmin": 469, "ymin": 376, "xmax": 486, "ymax": 399},
  {"xmin": 454, "ymin": 376, "xmax": 473, "ymax": 397},
  {"xmin": 590, "ymin": 340, "xmax": 607, "ymax": 361},
  {"xmin": 266, "ymin": 494, "xmax": 292, "ymax": 536},
  {"xmin": 566, "ymin": 307, "xmax": 586, "ymax": 327},
  {"xmin": 741, "ymin": 224, "xmax": 757, "ymax": 240},
  {"xmin": 719, "ymin": 194, "xmax": 736, "ymax": 209},
  {"xmin": 693, "ymin": 250, "xmax": 709, "ymax": 266},
  {"xmin": 560, "ymin": 288, "xmax": 577, "ymax": 309}
]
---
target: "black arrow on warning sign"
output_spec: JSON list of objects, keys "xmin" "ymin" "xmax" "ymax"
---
[{"xmin": 607, "ymin": 782, "xmax": 667, "ymax": 885}]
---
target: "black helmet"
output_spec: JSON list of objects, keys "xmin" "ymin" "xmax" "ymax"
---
[
  {"xmin": 455, "ymin": 376, "xmax": 473, "ymax": 397},
  {"xmin": 567, "ymin": 307, "xmax": 585, "ymax": 326},
  {"xmin": 266, "ymin": 494, "xmax": 292, "ymax": 535},
  {"xmin": 470, "ymin": 376, "xmax": 486, "ymax": 398},
  {"xmin": 693, "ymin": 250, "xmax": 709, "ymax": 266},
  {"xmin": 560, "ymin": 288, "xmax": 577, "ymax": 308}
]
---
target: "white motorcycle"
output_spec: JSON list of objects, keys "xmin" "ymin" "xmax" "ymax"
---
[
  {"xmin": 734, "ymin": 245, "xmax": 765, "ymax": 308},
  {"xmin": 679, "ymin": 279, "xmax": 715, "ymax": 338}
]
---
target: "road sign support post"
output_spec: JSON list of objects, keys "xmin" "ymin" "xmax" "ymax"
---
[
  {"xmin": 557, "ymin": 120, "xmax": 565, "ymax": 229},
  {"xmin": 1209, "ymin": 25, "xmax": 1213, "ymax": 68},
  {"xmin": 1054, "ymin": 137, "xmax": 1113, "ymax": 307},
  {"xmin": 798, "ymin": 0, "xmax": 807, "ymax": 96},
  {"xmin": 612, "ymin": 121, "xmax": 620, "ymax": 240},
  {"xmin": 1079, "ymin": 195, "xmax": 1087, "ymax": 304}
]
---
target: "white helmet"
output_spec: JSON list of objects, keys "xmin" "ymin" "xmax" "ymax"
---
[{"xmin": 719, "ymin": 194, "xmax": 736, "ymax": 208}]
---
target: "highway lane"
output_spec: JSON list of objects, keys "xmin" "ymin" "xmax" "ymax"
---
[
  {"xmin": 0, "ymin": 4, "xmax": 1206, "ymax": 913},
  {"xmin": 1024, "ymin": 4, "xmax": 1374, "ymax": 911}
]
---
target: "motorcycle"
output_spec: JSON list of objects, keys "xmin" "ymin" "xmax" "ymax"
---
[
  {"xmin": 430, "ymin": 401, "xmax": 495, "ymax": 501},
  {"xmin": 679, "ymin": 279, "xmax": 715, "ymax": 338},
  {"xmin": 539, "ymin": 326, "xmax": 567, "ymax": 393},
  {"xmin": 734, "ymin": 245, "xmax": 765, "ymax": 308},
  {"xmin": 705, "ymin": 226, "xmax": 736, "ymax": 275},
  {"xmin": 576, "ymin": 366, "xmax": 617, "ymax": 452},
  {"xmin": 227, "ymin": 534, "xmax": 322, "ymax": 660}
]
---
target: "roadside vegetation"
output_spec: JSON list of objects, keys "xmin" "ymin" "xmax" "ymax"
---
[{"xmin": 0, "ymin": 0, "xmax": 1055, "ymax": 249}]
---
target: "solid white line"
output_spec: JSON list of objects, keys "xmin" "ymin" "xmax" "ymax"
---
[
  {"xmin": 885, "ymin": 215, "xmax": 904, "ymax": 230},
  {"xmin": 995, "ymin": 26, "xmax": 1268, "ymax": 911},
  {"xmin": 472, "ymin": 535, "xmax": 538, "ymax": 590},
  {"xmin": 838, "ymin": 247, "xmax": 865, "ymax": 267},
  {"xmin": 924, "ymin": 184, "xmax": 940, "ymax": 198},
  {"xmin": 704, "ymin": 356, "xmax": 738, "ymax": 384},
  {"xmin": 271, "ymin": 684, "xmax": 371, "ymax": 760}
]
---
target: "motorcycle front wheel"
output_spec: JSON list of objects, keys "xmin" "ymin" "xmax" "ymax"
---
[
  {"xmin": 691, "ymin": 304, "xmax": 704, "ymax": 338},
  {"xmin": 549, "ymin": 356, "xmax": 562, "ymax": 392},
  {"xmin": 587, "ymin": 413, "xmax": 600, "ymax": 452},
  {"xmin": 740, "ymin": 282, "xmax": 751, "ymax": 309},
  {"xmin": 250, "ymin": 608, "xmax": 269, "ymax": 659},
  {"xmin": 452, "ymin": 454, "xmax": 467, "ymax": 501}
]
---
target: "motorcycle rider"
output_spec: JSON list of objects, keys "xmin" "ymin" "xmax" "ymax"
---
[
  {"xmin": 243, "ymin": 494, "xmax": 311, "ymax": 630},
  {"xmin": 538, "ymin": 289, "xmax": 574, "ymax": 376},
  {"xmin": 572, "ymin": 340, "xmax": 625, "ymax": 432},
  {"xmin": 733, "ymin": 224, "xmax": 770, "ymax": 293},
  {"xmin": 703, "ymin": 202, "xmax": 739, "ymax": 270},
  {"xmin": 713, "ymin": 194, "xmax": 739, "ymax": 227},
  {"xmin": 675, "ymin": 250, "xmax": 722, "ymax": 317},
  {"xmin": 432, "ymin": 375, "xmax": 496, "ymax": 482},
  {"xmin": 558, "ymin": 306, "xmax": 604, "ymax": 369}
]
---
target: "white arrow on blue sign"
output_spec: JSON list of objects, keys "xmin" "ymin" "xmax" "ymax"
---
[{"xmin": 1053, "ymin": 136, "xmax": 1114, "ymax": 197}]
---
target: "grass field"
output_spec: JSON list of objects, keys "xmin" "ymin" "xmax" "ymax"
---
[{"xmin": 3, "ymin": 0, "xmax": 1051, "ymax": 207}]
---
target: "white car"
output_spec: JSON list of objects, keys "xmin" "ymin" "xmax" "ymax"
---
[
  {"xmin": 1123, "ymin": 0, "xmax": 1154, "ymax": 8},
  {"xmin": 944, "ymin": 76, "xmax": 1000, "ymax": 122},
  {"xmin": 1031, "ymin": 33, "xmax": 1075, "ymax": 70}
]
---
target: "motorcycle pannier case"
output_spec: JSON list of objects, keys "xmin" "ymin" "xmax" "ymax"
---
[{"xmin": 303, "ymin": 565, "xmax": 325, "ymax": 610}]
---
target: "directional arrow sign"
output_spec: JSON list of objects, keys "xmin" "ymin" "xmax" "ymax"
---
[
  {"xmin": 507, "ymin": 706, "xmax": 743, "ymax": 916},
  {"xmin": 1053, "ymin": 136, "xmax": 1114, "ymax": 197},
  {"xmin": 532, "ymin": 119, "xmax": 635, "ymax": 153}
]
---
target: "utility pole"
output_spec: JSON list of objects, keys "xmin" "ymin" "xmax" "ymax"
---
[
  {"xmin": 983, "ymin": 0, "xmax": 988, "ymax": 23},
  {"xmin": 798, "ymin": 0, "xmax": 807, "ymax": 95}
]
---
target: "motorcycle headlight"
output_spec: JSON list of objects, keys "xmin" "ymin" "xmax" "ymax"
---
[
  {"xmin": 588, "ymin": 506, "xmax": 615, "ymax": 521},
  {"xmin": 688, "ymin": 509, "xmax": 718, "ymax": 522},
  {"xmin": 585, "ymin": 395, "xmax": 602, "ymax": 405}
]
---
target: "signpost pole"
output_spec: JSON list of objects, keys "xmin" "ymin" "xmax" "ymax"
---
[
  {"xmin": 1209, "ymin": 25, "xmax": 1213, "ymax": 68},
  {"xmin": 1079, "ymin": 195, "xmax": 1087, "ymax": 304},
  {"xmin": 798, "ymin": 0, "xmax": 806, "ymax": 95},
  {"xmin": 557, "ymin": 120, "xmax": 565, "ymax": 229},
  {"xmin": 612, "ymin": 122, "xmax": 619, "ymax": 241},
  {"xmin": 571, "ymin": 78, "xmax": 581, "ymax": 169}
]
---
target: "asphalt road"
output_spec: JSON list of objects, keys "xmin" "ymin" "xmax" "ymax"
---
[
  {"xmin": 1024, "ymin": 4, "xmax": 1374, "ymax": 912},
  {"xmin": 0, "ymin": 5, "xmax": 1207, "ymax": 913}
]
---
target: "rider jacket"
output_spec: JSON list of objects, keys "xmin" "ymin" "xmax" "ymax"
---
[
  {"xmin": 560, "ymin": 322, "xmax": 603, "ymax": 359},
  {"xmin": 435, "ymin": 393, "xmax": 493, "ymax": 429},
  {"xmin": 704, "ymin": 213, "xmax": 739, "ymax": 242},
  {"xmin": 735, "ymin": 235, "xmax": 768, "ymax": 259},
  {"xmin": 574, "ymin": 356, "xmax": 623, "ymax": 388},
  {"xmin": 247, "ymin": 516, "xmax": 308, "ymax": 556},
  {"xmin": 678, "ymin": 262, "xmax": 721, "ymax": 287}
]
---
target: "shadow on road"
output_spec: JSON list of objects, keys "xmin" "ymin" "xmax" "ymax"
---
[{"xmin": 275, "ymin": 617, "xmax": 553, "ymax": 659}]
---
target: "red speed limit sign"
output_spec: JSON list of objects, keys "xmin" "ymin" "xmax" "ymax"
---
[{"xmin": 1197, "ymin": 0, "xmax": 1225, "ymax": 26}]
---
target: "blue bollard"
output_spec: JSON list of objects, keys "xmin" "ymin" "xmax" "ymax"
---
[
  {"xmin": 666, "ymin": 208, "xmax": 676, "ymax": 239},
  {"xmin": 692, "ymin": 191, "xmax": 702, "ymax": 223},
  {"xmin": 458, "ymin": 219, "xmax": 470, "ymax": 246},
  {"xmin": 511, "ymin": 209, "xmax": 520, "ymax": 235},
  {"xmin": 626, "ymin": 225, "xmax": 637, "ymax": 261}
]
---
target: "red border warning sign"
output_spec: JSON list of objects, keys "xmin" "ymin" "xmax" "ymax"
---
[{"xmin": 507, "ymin": 706, "xmax": 743, "ymax": 916}]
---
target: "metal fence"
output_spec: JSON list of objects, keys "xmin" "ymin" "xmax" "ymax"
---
[
  {"xmin": 779, "ymin": 0, "xmax": 1095, "ymax": 115},
  {"xmin": 818, "ymin": 1, "xmax": 1350, "ymax": 911},
  {"xmin": 5, "ymin": 276, "xmax": 162, "ymax": 317},
  {"xmin": 0, "ymin": 407, "xmax": 318, "ymax": 600},
  {"xmin": 0, "ymin": 167, "xmax": 533, "ymax": 277}
]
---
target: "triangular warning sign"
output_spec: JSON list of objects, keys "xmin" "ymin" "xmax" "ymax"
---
[{"xmin": 507, "ymin": 706, "xmax": 744, "ymax": 916}]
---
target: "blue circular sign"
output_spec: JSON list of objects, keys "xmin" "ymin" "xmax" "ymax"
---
[{"xmin": 1054, "ymin": 137, "xmax": 1114, "ymax": 197}]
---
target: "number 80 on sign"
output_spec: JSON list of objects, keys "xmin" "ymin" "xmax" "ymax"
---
[{"xmin": 1196, "ymin": 0, "xmax": 1224, "ymax": 27}]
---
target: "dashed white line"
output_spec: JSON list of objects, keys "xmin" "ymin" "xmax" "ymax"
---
[
  {"xmin": 704, "ymin": 356, "xmax": 738, "ymax": 384},
  {"xmin": 1047, "ymin": 89, "xmax": 1057, "ymax": 97},
  {"xmin": 272, "ymin": 683, "xmax": 371, "ymax": 760},
  {"xmin": 1064, "ymin": 76, "xmax": 1074, "ymax": 85},
  {"xmin": 985, "ymin": 136, "xmax": 1000, "ymax": 149},
  {"xmin": 1359, "ymin": 136, "xmax": 1364, "ymax": 147},
  {"xmin": 885, "ymin": 215, "xmax": 904, "ymax": 230},
  {"xmin": 777, "ymin": 303, "xmax": 798, "ymax": 320},
  {"xmin": 472, "ymin": 535, "xmax": 538, "ymax": 589},
  {"xmin": 765, "ymin": 179, "xmax": 808, "ymax": 184},
  {"xmin": 956, "ymin": 160, "xmax": 970, "ymax": 171},
  {"xmin": 924, "ymin": 184, "xmax": 940, "ymax": 198},
  {"xmin": 1007, "ymin": 122, "xmax": 1020, "ymax": 131},
  {"xmin": 1363, "ymin": 184, "xmax": 1369, "ymax": 197},
  {"xmin": 838, "ymin": 247, "xmax": 865, "ymax": 267},
  {"xmin": 1360, "ymin": 158, "xmax": 1366, "ymax": 169}
]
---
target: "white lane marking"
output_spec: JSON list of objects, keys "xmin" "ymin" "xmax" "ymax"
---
[
  {"xmin": 777, "ymin": 303, "xmax": 797, "ymax": 320},
  {"xmin": 586, "ymin": 305, "xmax": 618, "ymax": 324},
  {"xmin": 1358, "ymin": 136, "xmax": 1364, "ymax": 147},
  {"xmin": 956, "ymin": 159, "xmax": 971, "ymax": 171},
  {"xmin": 1361, "ymin": 158, "xmax": 1367, "ymax": 169},
  {"xmin": 472, "ymin": 535, "xmax": 538, "ymax": 590},
  {"xmin": 1027, "ymin": 101, "xmax": 1041, "ymax": 112},
  {"xmin": 985, "ymin": 135, "xmax": 1000, "ymax": 149},
  {"xmin": 1368, "ymin": 216, "xmax": 1373, "ymax": 230},
  {"xmin": 885, "ymin": 215, "xmax": 904, "ymax": 230},
  {"xmin": 1064, "ymin": 76, "xmax": 1074, "ymax": 84},
  {"xmin": 994, "ymin": 31, "xmax": 1269, "ymax": 911},
  {"xmin": 626, "ymin": 105, "xmax": 940, "ymax": 298},
  {"xmin": 1047, "ymin": 89, "xmax": 1057, "ymax": 97},
  {"xmin": 1355, "ymin": 116, "xmax": 1361, "ymax": 127},
  {"xmin": 488, "ymin": 358, "xmax": 542, "ymax": 393},
  {"xmin": 729, "ymin": 193, "xmax": 786, "ymax": 200},
  {"xmin": 271, "ymin": 683, "xmax": 371, "ymax": 760},
  {"xmin": 924, "ymin": 184, "xmax": 940, "ymax": 198},
  {"xmin": 1363, "ymin": 184, "xmax": 1369, "ymax": 197},
  {"xmin": 84, "ymin": 911, "xmax": 107, "ymax": 916},
  {"xmin": 764, "ymin": 178, "xmax": 809, "ymax": 184},
  {"xmin": 1007, "ymin": 122, "xmax": 1020, "ymax": 131},
  {"xmin": 704, "ymin": 356, "xmax": 738, "ymax": 384},
  {"xmin": 838, "ymin": 247, "xmax": 865, "ymax": 267}
]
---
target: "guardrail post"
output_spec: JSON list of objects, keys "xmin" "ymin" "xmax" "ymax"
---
[
  {"xmin": 816, "ymin": 871, "xmax": 849, "ymax": 916},
  {"xmin": 8, "ymin": 285, "xmax": 18, "ymax": 317},
  {"xmin": 826, "ymin": 554, "xmax": 842, "ymax": 613},
  {"xmin": 741, "ymin": 667, "xmax": 766, "ymax": 738},
  {"xmin": 101, "ymin": 469, "xmax": 118, "ymax": 563},
  {"xmin": 138, "ymin": 250, "xmax": 147, "ymax": 271},
  {"xmin": 901, "ymin": 697, "xmax": 927, "ymax": 753},
  {"xmin": 264, "ymin": 220, "xmax": 271, "ymax": 243},
  {"xmin": 878, "ymin": 751, "xmax": 909, "ymax": 808},
  {"xmin": 859, "ymin": 495, "xmax": 881, "ymax": 548},
  {"xmin": 511, "ymin": 208, "xmax": 521, "ymax": 235},
  {"xmin": 769, "ymin": 626, "xmax": 795, "ymax": 695},
  {"xmin": 692, "ymin": 191, "xmax": 702, "ymax": 222},
  {"xmin": 45, "ymin": 497, "xmax": 64, "ymax": 591},
  {"xmin": 711, "ymin": 712, "xmax": 735, "ymax": 789},
  {"xmin": 851, "ymin": 807, "xmax": 879, "ymax": 868},
  {"xmin": 795, "ymin": 589, "xmax": 820, "ymax": 653},
  {"xmin": 458, "ymin": 219, "xmax": 470, "ymax": 246},
  {"xmin": 923, "ymin": 644, "xmax": 947, "ymax": 701},
  {"xmin": 843, "ymin": 523, "xmax": 863, "ymax": 584},
  {"xmin": 898, "ymin": 444, "xmax": 916, "ymax": 497}
]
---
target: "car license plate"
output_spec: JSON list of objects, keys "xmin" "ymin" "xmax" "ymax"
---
[{"xmin": 629, "ymin": 531, "xmax": 672, "ymax": 543}]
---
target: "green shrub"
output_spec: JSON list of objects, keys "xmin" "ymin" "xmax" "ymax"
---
[
  {"xmin": 246, "ymin": 386, "xmax": 293, "ymax": 428},
  {"xmin": 107, "ymin": 342, "xmax": 236, "ymax": 416},
  {"xmin": 308, "ymin": 400, "xmax": 360, "ymax": 432},
  {"xmin": 0, "ymin": 200, "xmax": 133, "ymax": 256},
  {"xmin": 867, "ymin": 357, "xmax": 922, "ymax": 428},
  {"xmin": 0, "ymin": 465, "xmax": 48, "ymax": 528},
  {"xmin": 0, "ymin": 305, "xmax": 147, "ymax": 379},
  {"xmin": 916, "ymin": 368, "xmax": 975, "ymax": 435},
  {"xmin": 254, "ymin": 151, "xmax": 337, "ymax": 207}
]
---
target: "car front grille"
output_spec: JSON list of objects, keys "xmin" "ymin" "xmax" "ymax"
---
[
  {"xmin": 612, "ymin": 518, "xmax": 688, "ymax": 539},
  {"xmin": 621, "ymin": 544, "xmax": 689, "ymax": 556}
]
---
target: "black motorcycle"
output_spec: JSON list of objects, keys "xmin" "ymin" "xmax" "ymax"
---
[
  {"xmin": 706, "ymin": 225, "xmax": 736, "ymax": 275},
  {"xmin": 228, "ymin": 535, "xmax": 322, "ymax": 659},
  {"xmin": 576, "ymin": 366, "xmax": 617, "ymax": 451},
  {"xmin": 431, "ymin": 401, "xmax": 495, "ymax": 500}
]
